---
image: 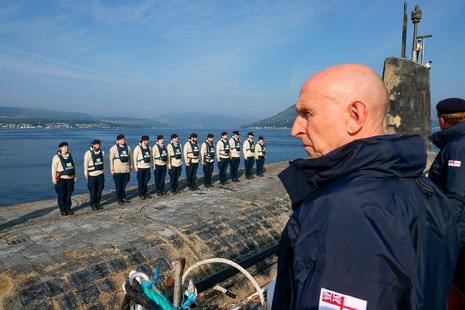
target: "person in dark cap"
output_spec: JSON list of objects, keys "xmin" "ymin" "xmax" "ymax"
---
[
  {"xmin": 134, "ymin": 135, "xmax": 152, "ymax": 200},
  {"xmin": 216, "ymin": 131, "xmax": 231, "ymax": 185},
  {"xmin": 84, "ymin": 139, "xmax": 104, "ymax": 210},
  {"xmin": 167, "ymin": 133, "xmax": 183, "ymax": 194},
  {"xmin": 229, "ymin": 131, "xmax": 241, "ymax": 182},
  {"xmin": 201, "ymin": 133, "xmax": 215, "ymax": 188},
  {"xmin": 51, "ymin": 141, "xmax": 77, "ymax": 216},
  {"xmin": 243, "ymin": 132, "xmax": 255, "ymax": 179},
  {"xmin": 429, "ymin": 97, "xmax": 465, "ymax": 296},
  {"xmin": 152, "ymin": 135, "xmax": 169, "ymax": 196},
  {"xmin": 109, "ymin": 134, "xmax": 132, "ymax": 205},
  {"xmin": 184, "ymin": 133, "xmax": 200, "ymax": 190},
  {"xmin": 254, "ymin": 136, "xmax": 266, "ymax": 177}
]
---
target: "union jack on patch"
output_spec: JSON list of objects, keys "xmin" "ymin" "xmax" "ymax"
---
[
  {"xmin": 322, "ymin": 290, "xmax": 343, "ymax": 305},
  {"xmin": 448, "ymin": 160, "xmax": 462, "ymax": 167},
  {"xmin": 319, "ymin": 288, "xmax": 367, "ymax": 310}
]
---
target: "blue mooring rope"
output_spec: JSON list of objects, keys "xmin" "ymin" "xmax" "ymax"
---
[{"xmin": 139, "ymin": 268, "xmax": 196, "ymax": 310}]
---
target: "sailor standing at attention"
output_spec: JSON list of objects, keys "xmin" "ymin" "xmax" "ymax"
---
[
  {"xmin": 184, "ymin": 133, "xmax": 200, "ymax": 191},
  {"xmin": 84, "ymin": 139, "xmax": 104, "ymax": 210},
  {"xmin": 229, "ymin": 131, "xmax": 241, "ymax": 182},
  {"xmin": 134, "ymin": 135, "xmax": 152, "ymax": 200},
  {"xmin": 216, "ymin": 131, "xmax": 231, "ymax": 185},
  {"xmin": 109, "ymin": 134, "xmax": 132, "ymax": 205},
  {"xmin": 243, "ymin": 132, "xmax": 255, "ymax": 179},
  {"xmin": 167, "ymin": 133, "xmax": 183, "ymax": 194},
  {"xmin": 200, "ymin": 133, "xmax": 215, "ymax": 188},
  {"xmin": 152, "ymin": 135, "xmax": 169, "ymax": 196},
  {"xmin": 254, "ymin": 136, "xmax": 266, "ymax": 177},
  {"xmin": 52, "ymin": 142, "xmax": 77, "ymax": 216}
]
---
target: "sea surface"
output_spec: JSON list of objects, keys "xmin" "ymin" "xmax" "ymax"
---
[{"xmin": 0, "ymin": 128, "xmax": 307, "ymax": 207}]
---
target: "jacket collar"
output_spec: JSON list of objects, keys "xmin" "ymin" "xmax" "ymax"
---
[
  {"xmin": 429, "ymin": 121, "xmax": 465, "ymax": 149},
  {"xmin": 278, "ymin": 135, "xmax": 427, "ymax": 209}
]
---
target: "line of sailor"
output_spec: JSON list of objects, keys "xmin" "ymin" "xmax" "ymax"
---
[{"xmin": 55, "ymin": 131, "xmax": 266, "ymax": 207}]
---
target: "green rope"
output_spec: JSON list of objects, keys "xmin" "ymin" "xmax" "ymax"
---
[
  {"xmin": 141, "ymin": 284, "xmax": 176, "ymax": 310},
  {"xmin": 138, "ymin": 268, "xmax": 195, "ymax": 310}
]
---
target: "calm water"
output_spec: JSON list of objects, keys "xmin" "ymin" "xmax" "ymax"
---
[{"xmin": 0, "ymin": 128, "xmax": 306, "ymax": 207}]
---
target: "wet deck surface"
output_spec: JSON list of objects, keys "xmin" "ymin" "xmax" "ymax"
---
[{"xmin": 0, "ymin": 162, "xmax": 292, "ymax": 309}]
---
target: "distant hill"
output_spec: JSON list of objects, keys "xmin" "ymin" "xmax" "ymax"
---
[
  {"xmin": 159, "ymin": 112, "xmax": 258, "ymax": 129},
  {"xmin": 0, "ymin": 106, "xmax": 170, "ymax": 128},
  {"xmin": 243, "ymin": 105, "xmax": 295, "ymax": 128},
  {"xmin": 0, "ymin": 106, "xmax": 259, "ymax": 129},
  {"xmin": 0, "ymin": 106, "xmax": 96, "ymax": 121}
]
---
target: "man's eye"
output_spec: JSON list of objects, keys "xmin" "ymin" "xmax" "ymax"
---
[{"xmin": 303, "ymin": 111, "xmax": 314, "ymax": 118}]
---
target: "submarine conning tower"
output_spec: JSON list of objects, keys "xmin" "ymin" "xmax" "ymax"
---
[
  {"xmin": 382, "ymin": 3, "xmax": 433, "ymax": 151},
  {"xmin": 382, "ymin": 57, "xmax": 432, "ymax": 152}
]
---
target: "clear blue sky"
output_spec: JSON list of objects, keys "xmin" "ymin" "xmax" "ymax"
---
[{"xmin": 1, "ymin": 1, "xmax": 464, "ymax": 119}]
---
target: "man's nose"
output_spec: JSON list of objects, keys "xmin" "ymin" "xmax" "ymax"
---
[{"xmin": 291, "ymin": 116, "xmax": 304, "ymax": 137}]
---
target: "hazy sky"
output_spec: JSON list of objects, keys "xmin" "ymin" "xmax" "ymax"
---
[{"xmin": 1, "ymin": 0, "xmax": 464, "ymax": 119}]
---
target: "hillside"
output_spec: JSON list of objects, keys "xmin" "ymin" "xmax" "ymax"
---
[
  {"xmin": 0, "ymin": 106, "xmax": 96, "ymax": 121},
  {"xmin": 0, "ymin": 106, "xmax": 259, "ymax": 129},
  {"xmin": 160, "ymin": 112, "xmax": 257, "ymax": 129},
  {"xmin": 243, "ymin": 105, "xmax": 295, "ymax": 128},
  {"xmin": 0, "ymin": 106, "xmax": 170, "ymax": 128}
]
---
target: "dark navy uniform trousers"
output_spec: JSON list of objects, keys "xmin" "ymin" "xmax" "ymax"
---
[
  {"xmin": 203, "ymin": 162, "xmax": 214, "ymax": 185},
  {"xmin": 244, "ymin": 157, "xmax": 254, "ymax": 177},
  {"xmin": 218, "ymin": 158, "xmax": 230, "ymax": 183},
  {"xmin": 137, "ymin": 168, "xmax": 151, "ymax": 197},
  {"xmin": 87, "ymin": 174, "xmax": 104, "ymax": 206},
  {"xmin": 55, "ymin": 178, "xmax": 74, "ymax": 212},
  {"xmin": 113, "ymin": 172, "xmax": 130, "ymax": 200},
  {"xmin": 154, "ymin": 164, "xmax": 167, "ymax": 194}
]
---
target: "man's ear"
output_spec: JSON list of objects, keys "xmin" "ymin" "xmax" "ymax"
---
[
  {"xmin": 347, "ymin": 101, "xmax": 367, "ymax": 135},
  {"xmin": 439, "ymin": 116, "xmax": 446, "ymax": 127},
  {"xmin": 438, "ymin": 116, "xmax": 451, "ymax": 130}
]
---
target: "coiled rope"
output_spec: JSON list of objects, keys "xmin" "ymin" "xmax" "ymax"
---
[
  {"xmin": 182, "ymin": 257, "xmax": 265, "ymax": 306},
  {"xmin": 123, "ymin": 257, "xmax": 265, "ymax": 309}
]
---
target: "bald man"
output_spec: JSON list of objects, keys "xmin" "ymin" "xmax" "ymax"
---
[{"xmin": 273, "ymin": 64, "xmax": 458, "ymax": 309}]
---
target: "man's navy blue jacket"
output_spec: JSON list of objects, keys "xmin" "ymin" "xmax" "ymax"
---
[
  {"xmin": 429, "ymin": 121, "xmax": 465, "ymax": 248},
  {"xmin": 273, "ymin": 135, "xmax": 458, "ymax": 309}
]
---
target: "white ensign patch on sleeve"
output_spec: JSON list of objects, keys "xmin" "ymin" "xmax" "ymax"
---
[
  {"xmin": 319, "ymin": 288, "xmax": 367, "ymax": 310},
  {"xmin": 448, "ymin": 160, "xmax": 462, "ymax": 167}
]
